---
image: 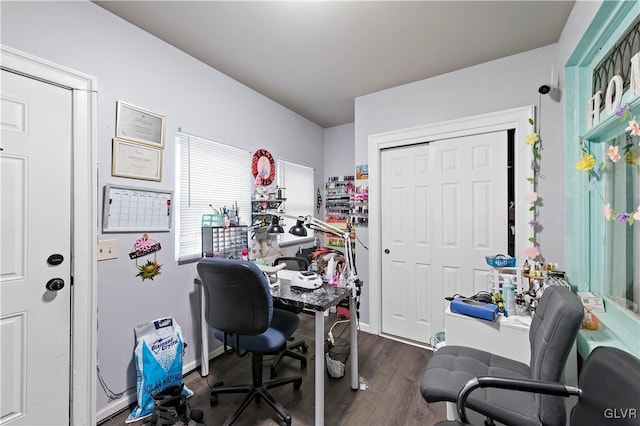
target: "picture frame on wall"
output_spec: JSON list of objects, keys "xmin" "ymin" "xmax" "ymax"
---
[
  {"xmin": 115, "ymin": 101, "xmax": 165, "ymax": 148},
  {"xmin": 112, "ymin": 138, "xmax": 163, "ymax": 181}
]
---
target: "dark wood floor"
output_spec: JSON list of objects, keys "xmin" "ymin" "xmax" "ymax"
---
[{"xmin": 100, "ymin": 312, "xmax": 447, "ymax": 425}]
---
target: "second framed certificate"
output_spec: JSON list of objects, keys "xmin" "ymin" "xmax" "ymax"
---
[
  {"xmin": 116, "ymin": 101, "xmax": 165, "ymax": 147},
  {"xmin": 112, "ymin": 138, "xmax": 163, "ymax": 181}
]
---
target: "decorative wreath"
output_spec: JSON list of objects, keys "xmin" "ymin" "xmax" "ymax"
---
[{"xmin": 252, "ymin": 148, "xmax": 275, "ymax": 187}]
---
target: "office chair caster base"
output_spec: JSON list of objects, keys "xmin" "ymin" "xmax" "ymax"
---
[
  {"xmin": 209, "ymin": 394, "xmax": 218, "ymax": 406},
  {"xmin": 209, "ymin": 381, "xmax": 224, "ymax": 406},
  {"xmin": 301, "ymin": 343, "xmax": 309, "ymax": 353}
]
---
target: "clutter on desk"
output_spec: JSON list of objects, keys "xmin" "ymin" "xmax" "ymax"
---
[
  {"xmin": 485, "ymin": 255, "xmax": 571, "ymax": 317},
  {"xmin": 450, "ymin": 296, "xmax": 498, "ymax": 321}
]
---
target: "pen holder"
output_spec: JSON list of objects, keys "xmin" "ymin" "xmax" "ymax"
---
[{"xmin": 201, "ymin": 214, "xmax": 225, "ymax": 227}]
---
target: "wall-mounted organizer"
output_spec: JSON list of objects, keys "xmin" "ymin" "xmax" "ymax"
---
[
  {"xmin": 201, "ymin": 225, "xmax": 249, "ymax": 258},
  {"xmin": 251, "ymin": 197, "xmax": 286, "ymax": 228},
  {"xmin": 325, "ymin": 175, "xmax": 355, "ymax": 248},
  {"xmin": 350, "ymin": 185, "xmax": 368, "ymax": 227}
]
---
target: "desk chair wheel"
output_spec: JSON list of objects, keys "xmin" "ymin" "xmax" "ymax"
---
[
  {"xmin": 209, "ymin": 381, "xmax": 224, "ymax": 406},
  {"xmin": 209, "ymin": 393, "xmax": 218, "ymax": 406},
  {"xmin": 293, "ymin": 378, "xmax": 302, "ymax": 390}
]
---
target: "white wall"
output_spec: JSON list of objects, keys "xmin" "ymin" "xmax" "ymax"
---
[
  {"xmin": 324, "ymin": 123, "xmax": 355, "ymax": 178},
  {"xmin": 1, "ymin": 1, "xmax": 324, "ymax": 419},
  {"xmin": 354, "ymin": 44, "xmax": 564, "ymax": 325}
]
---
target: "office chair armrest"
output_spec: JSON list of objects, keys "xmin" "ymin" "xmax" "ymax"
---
[{"xmin": 456, "ymin": 376, "xmax": 581, "ymax": 423}]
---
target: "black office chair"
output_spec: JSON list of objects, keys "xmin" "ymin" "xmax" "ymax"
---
[
  {"xmin": 421, "ymin": 286, "xmax": 584, "ymax": 426},
  {"xmin": 270, "ymin": 256, "xmax": 309, "ymax": 378},
  {"xmin": 197, "ymin": 258, "xmax": 302, "ymax": 426},
  {"xmin": 436, "ymin": 346, "xmax": 640, "ymax": 426}
]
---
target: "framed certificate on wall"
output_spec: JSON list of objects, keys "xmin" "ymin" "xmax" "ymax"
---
[
  {"xmin": 115, "ymin": 101, "xmax": 165, "ymax": 148},
  {"xmin": 112, "ymin": 138, "xmax": 163, "ymax": 181}
]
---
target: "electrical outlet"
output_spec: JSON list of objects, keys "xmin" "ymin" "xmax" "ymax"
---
[{"xmin": 97, "ymin": 239, "xmax": 117, "ymax": 261}]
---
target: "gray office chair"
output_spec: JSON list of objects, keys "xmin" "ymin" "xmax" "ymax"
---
[
  {"xmin": 421, "ymin": 286, "xmax": 584, "ymax": 426},
  {"xmin": 270, "ymin": 256, "xmax": 309, "ymax": 378},
  {"xmin": 436, "ymin": 346, "xmax": 640, "ymax": 426},
  {"xmin": 197, "ymin": 258, "xmax": 302, "ymax": 426}
]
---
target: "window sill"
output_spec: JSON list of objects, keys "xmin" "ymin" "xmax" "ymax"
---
[{"xmin": 577, "ymin": 298, "xmax": 640, "ymax": 359}]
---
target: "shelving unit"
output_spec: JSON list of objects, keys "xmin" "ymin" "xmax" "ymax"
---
[
  {"xmin": 251, "ymin": 198, "xmax": 286, "ymax": 227},
  {"xmin": 487, "ymin": 266, "xmax": 524, "ymax": 294},
  {"xmin": 350, "ymin": 185, "xmax": 368, "ymax": 227},
  {"xmin": 325, "ymin": 175, "xmax": 355, "ymax": 248}
]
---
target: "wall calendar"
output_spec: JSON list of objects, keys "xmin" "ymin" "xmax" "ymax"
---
[{"xmin": 102, "ymin": 184, "xmax": 172, "ymax": 233}]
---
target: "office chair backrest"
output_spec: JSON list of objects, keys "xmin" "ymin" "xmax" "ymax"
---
[
  {"xmin": 197, "ymin": 258, "xmax": 273, "ymax": 336},
  {"xmin": 274, "ymin": 256, "xmax": 309, "ymax": 271},
  {"xmin": 570, "ymin": 346, "xmax": 640, "ymax": 425},
  {"xmin": 528, "ymin": 286, "xmax": 584, "ymax": 425}
]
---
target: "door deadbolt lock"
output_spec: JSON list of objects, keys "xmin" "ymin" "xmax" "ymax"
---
[
  {"xmin": 46, "ymin": 278, "xmax": 65, "ymax": 291},
  {"xmin": 384, "ymin": 249, "xmax": 390, "ymax": 254}
]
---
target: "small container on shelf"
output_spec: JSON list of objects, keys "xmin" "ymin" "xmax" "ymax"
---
[{"xmin": 485, "ymin": 254, "xmax": 516, "ymax": 268}]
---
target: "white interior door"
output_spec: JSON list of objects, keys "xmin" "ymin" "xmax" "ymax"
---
[
  {"xmin": 1, "ymin": 70, "xmax": 72, "ymax": 425},
  {"xmin": 381, "ymin": 131, "xmax": 508, "ymax": 343}
]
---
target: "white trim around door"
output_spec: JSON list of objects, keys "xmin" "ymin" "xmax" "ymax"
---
[
  {"xmin": 367, "ymin": 106, "xmax": 534, "ymax": 338},
  {"xmin": 1, "ymin": 45, "xmax": 98, "ymax": 425}
]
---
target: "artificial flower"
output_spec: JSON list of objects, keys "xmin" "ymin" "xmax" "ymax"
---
[
  {"xmin": 525, "ymin": 246, "xmax": 540, "ymax": 260},
  {"xmin": 525, "ymin": 192, "xmax": 538, "ymax": 203},
  {"xmin": 607, "ymin": 145, "xmax": 621, "ymax": 162},
  {"xmin": 634, "ymin": 205, "xmax": 640, "ymax": 221},
  {"xmin": 626, "ymin": 117, "xmax": 640, "ymax": 136},
  {"xmin": 528, "ymin": 219, "xmax": 540, "ymax": 228},
  {"xmin": 136, "ymin": 259, "xmax": 162, "ymax": 281},
  {"xmin": 576, "ymin": 153, "xmax": 596, "ymax": 171},
  {"xmin": 604, "ymin": 203, "xmax": 613, "ymax": 221},
  {"xmin": 614, "ymin": 213, "xmax": 630, "ymax": 223},
  {"xmin": 615, "ymin": 105, "xmax": 628, "ymax": 117},
  {"xmin": 134, "ymin": 233, "xmax": 152, "ymax": 251},
  {"xmin": 525, "ymin": 133, "xmax": 539, "ymax": 145}
]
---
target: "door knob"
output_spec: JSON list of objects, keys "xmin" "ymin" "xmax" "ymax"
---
[
  {"xmin": 46, "ymin": 278, "xmax": 65, "ymax": 291},
  {"xmin": 384, "ymin": 249, "xmax": 390, "ymax": 254}
]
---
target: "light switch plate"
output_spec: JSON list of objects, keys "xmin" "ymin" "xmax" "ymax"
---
[{"xmin": 98, "ymin": 239, "xmax": 117, "ymax": 261}]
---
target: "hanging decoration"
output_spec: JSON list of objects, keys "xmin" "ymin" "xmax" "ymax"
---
[
  {"xmin": 129, "ymin": 233, "xmax": 163, "ymax": 281},
  {"xmin": 576, "ymin": 104, "xmax": 640, "ymax": 225},
  {"xmin": 525, "ymin": 116, "xmax": 543, "ymax": 261},
  {"xmin": 251, "ymin": 148, "xmax": 275, "ymax": 187}
]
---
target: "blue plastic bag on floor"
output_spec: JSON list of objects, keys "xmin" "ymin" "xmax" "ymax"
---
[{"xmin": 126, "ymin": 317, "xmax": 193, "ymax": 423}]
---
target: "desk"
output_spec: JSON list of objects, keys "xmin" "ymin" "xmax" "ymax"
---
[{"xmin": 195, "ymin": 275, "xmax": 359, "ymax": 426}]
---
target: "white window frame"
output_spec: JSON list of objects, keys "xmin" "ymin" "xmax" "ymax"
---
[
  {"xmin": 175, "ymin": 133, "xmax": 251, "ymax": 262},
  {"xmin": 276, "ymin": 159, "xmax": 315, "ymax": 229}
]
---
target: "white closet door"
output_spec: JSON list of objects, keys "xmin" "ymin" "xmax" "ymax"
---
[{"xmin": 381, "ymin": 131, "xmax": 508, "ymax": 343}]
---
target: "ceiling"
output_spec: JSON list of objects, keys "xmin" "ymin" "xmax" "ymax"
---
[{"xmin": 94, "ymin": 1, "xmax": 575, "ymax": 128}]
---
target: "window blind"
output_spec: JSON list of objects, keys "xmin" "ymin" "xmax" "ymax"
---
[
  {"xmin": 176, "ymin": 133, "xmax": 251, "ymax": 261},
  {"xmin": 277, "ymin": 160, "xmax": 314, "ymax": 228}
]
